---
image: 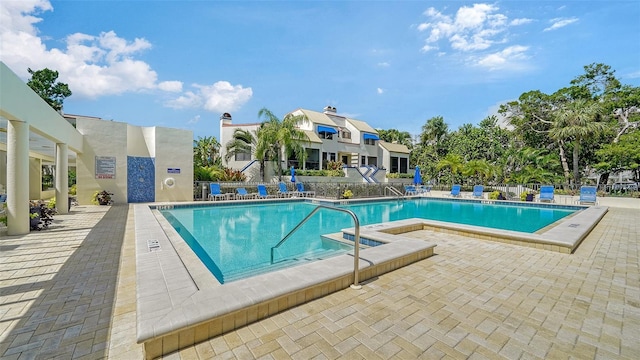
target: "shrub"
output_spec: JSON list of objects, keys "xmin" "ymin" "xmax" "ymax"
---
[
  {"xmin": 69, "ymin": 184, "xmax": 77, "ymax": 195},
  {"xmin": 488, "ymin": 191, "xmax": 500, "ymax": 200}
]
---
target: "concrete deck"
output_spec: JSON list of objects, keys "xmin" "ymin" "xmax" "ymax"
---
[{"xmin": 0, "ymin": 199, "xmax": 639, "ymax": 359}]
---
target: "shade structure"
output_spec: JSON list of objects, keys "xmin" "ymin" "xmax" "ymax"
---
[
  {"xmin": 317, "ymin": 125, "xmax": 337, "ymax": 134},
  {"xmin": 363, "ymin": 133, "xmax": 380, "ymax": 140},
  {"xmin": 413, "ymin": 166, "xmax": 422, "ymax": 185},
  {"xmin": 290, "ymin": 166, "xmax": 296, "ymax": 182}
]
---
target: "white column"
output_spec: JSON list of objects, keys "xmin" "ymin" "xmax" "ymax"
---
[
  {"xmin": 7, "ymin": 120, "xmax": 30, "ymax": 235},
  {"xmin": 55, "ymin": 143, "xmax": 69, "ymax": 214}
]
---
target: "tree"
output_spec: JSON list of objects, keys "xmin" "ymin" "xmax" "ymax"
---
[
  {"xmin": 550, "ymin": 99, "xmax": 607, "ymax": 185},
  {"xmin": 257, "ymin": 108, "xmax": 309, "ymax": 181},
  {"xmin": 436, "ymin": 153, "xmax": 464, "ymax": 184},
  {"xmin": 377, "ymin": 129, "xmax": 413, "ymax": 148},
  {"xmin": 26, "ymin": 68, "xmax": 72, "ymax": 111},
  {"xmin": 595, "ymin": 131, "xmax": 640, "ymax": 182},
  {"xmin": 225, "ymin": 128, "xmax": 270, "ymax": 182},
  {"xmin": 193, "ymin": 136, "xmax": 221, "ymax": 168}
]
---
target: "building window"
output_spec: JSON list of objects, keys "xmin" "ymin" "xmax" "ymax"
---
[
  {"xmin": 341, "ymin": 130, "xmax": 351, "ymax": 139},
  {"xmin": 368, "ymin": 157, "xmax": 377, "ymax": 167},
  {"xmin": 320, "ymin": 132, "xmax": 333, "ymax": 140},
  {"xmin": 400, "ymin": 157, "xmax": 408, "ymax": 173},
  {"xmin": 364, "ymin": 138, "xmax": 376, "ymax": 145},
  {"xmin": 361, "ymin": 156, "xmax": 366, "ymax": 166},
  {"xmin": 390, "ymin": 157, "xmax": 399, "ymax": 173},
  {"xmin": 234, "ymin": 151, "xmax": 251, "ymax": 161}
]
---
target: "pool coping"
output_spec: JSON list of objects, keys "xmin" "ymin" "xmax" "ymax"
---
[
  {"xmin": 134, "ymin": 199, "xmax": 437, "ymax": 359},
  {"xmin": 340, "ymin": 204, "xmax": 608, "ymax": 254}
]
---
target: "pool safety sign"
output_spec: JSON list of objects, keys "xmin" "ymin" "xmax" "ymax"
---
[
  {"xmin": 167, "ymin": 168, "xmax": 181, "ymax": 174},
  {"xmin": 95, "ymin": 156, "xmax": 116, "ymax": 179}
]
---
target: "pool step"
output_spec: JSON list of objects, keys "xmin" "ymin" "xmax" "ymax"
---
[{"xmin": 223, "ymin": 246, "xmax": 348, "ymax": 283}]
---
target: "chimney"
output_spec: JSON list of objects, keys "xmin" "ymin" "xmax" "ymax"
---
[
  {"xmin": 323, "ymin": 106, "xmax": 337, "ymax": 114},
  {"xmin": 220, "ymin": 112, "xmax": 232, "ymax": 125}
]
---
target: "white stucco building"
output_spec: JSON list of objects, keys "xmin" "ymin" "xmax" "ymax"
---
[
  {"xmin": 0, "ymin": 62, "xmax": 193, "ymax": 235},
  {"xmin": 219, "ymin": 106, "xmax": 411, "ymax": 182}
]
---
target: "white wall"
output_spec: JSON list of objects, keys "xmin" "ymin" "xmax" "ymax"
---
[{"xmin": 154, "ymin": 127, "xmax": 193, "ymax": 202}]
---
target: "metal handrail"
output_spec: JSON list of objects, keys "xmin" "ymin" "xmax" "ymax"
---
[
  {"xmin": 270, "ymin": 205, "xmax": 362, "ymax": 289},
  {"xmin": 385, "ymin": 186, "xmax": 404, "ymax": 198}
]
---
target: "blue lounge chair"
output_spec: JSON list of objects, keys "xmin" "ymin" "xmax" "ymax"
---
[
  {"xmin": 449, "ymin": 184, "xmax": 461, "ymax": 197},
  {"xmin": 296, "ymin": 183, "xmax": 315, "ymax": 197},
  {"xmin": 404, "ymin": 185, "xmax": 417, "ymax": 196},
  {"xmin": 0, "ymin": 194, "xmax": 6, "ymax": 216},
  {"xmin": 471, "ymin": 185, "xmax": 484, "ymax": 199},
  {"xmin": 539, "ymin": 185, "xmax": 555, "ymax": 202},
  {"xmin": 257, "ymin": 184, "xmax": 275, "ymax": 199},
  {"xmin": 277, "ymin": 183, "xmax": 298, "ymax": 198},
  {"xmin": 235, "ymin": 187, "xmax": 255, "ymax": 200},
  {"xmin": 208, "ymin": 183, "xmax": 230, "ymax": 201},
  {"xmin": 577, "ymin": 186, "xmax": 598, "ymax": 205}
]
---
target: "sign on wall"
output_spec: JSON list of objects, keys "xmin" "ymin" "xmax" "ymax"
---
[
  {"xmin": 95, "ymin": 156, "xmax": 116, "ymax": 179},
  {"xmin": 167, "ymin": 168, "xmax": 181, "ymax": 174}
]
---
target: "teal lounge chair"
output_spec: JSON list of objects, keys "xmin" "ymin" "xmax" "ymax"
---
[
  {"xmin": 296, "ymin": 183, "xmax": 315, "ymax": 197},
  {"xmin": 235, "ymin": 187, "xmax": 256, "ymax": 200},
  {"xmin": 471, "ymin": 185, "xmax": 484, "ymax": 199},
  {"xmin": 277, "ymin": 183, "xmax": 298, "ymax": 198},
  {"xmin": 257, "ymin": 184, "xmax": 275, "ymax": 199},
  {"xmin": 577, "ymin": 186, "xmax": 598, "ymax": 205},
  {"xmin": 449, "ymin": 184, "xmax": 461, "ymax": 197},
  {"xmin": 208, "ymin": 183, "xmax": 230, "ymax": 201},
  {"xmin": 539, "ymin": 185, "xmax": 555, "ymax": 202}
]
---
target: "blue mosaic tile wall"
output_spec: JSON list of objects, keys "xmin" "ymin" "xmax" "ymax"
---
[{"xmin": 127, "ymin": 156, "xmax": 155, "ymax": 203}]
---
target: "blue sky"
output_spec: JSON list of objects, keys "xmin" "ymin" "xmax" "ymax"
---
[{"xmin": 1, "ymin": 0, "xmax": 639, "ymax": 141}]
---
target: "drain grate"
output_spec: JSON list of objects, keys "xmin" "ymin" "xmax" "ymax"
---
[{"xmin": 147, "ymin": 239, "xmax": 161, "ymax": 252}]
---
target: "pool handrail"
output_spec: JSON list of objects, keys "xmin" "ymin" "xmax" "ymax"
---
[
  {"xmin": 385, "ymin": 186, "xmax": 404, "ymax": 199},
  {"xmin": 270, "ymin": 205, "xmax": 362, "ymax": 289}
]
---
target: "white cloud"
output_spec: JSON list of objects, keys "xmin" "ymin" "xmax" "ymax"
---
[
  {"xmin": 544, "ymin": 17, "xmax": 578, "ymax": 31},
  {"xmin": 475, "ymin": 45, "xmax": 529, "ymax": 70},
  {"xmin": 165, "ymin": 81, "xmax": 253, "ymax": 113},
  {"xmin": 419, "ymin": 3, "xmax": 512, "ymax": 52},
  {"xmin": 187, "ymin": 115, "xmax": 201, "ymax": 124},
  {"xmin": 0, "ymin": 1, "xmax": 183, "ymax": 99},
  {"xmin": 510, "ymin": 18, "xmax": 533, "ymax": 26},
  {"xmin": 158, "ymin": 81, "xmax": 183, "ymax": 92},
  {"xmin": 377, "ymin": 88, "xmax": 384, "ymax": 94},
  {"xmin": 377, "ymin": 62, "xmax": 390, "ymax": 67}
]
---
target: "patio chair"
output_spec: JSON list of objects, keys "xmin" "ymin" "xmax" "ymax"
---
[
  {"xmin": 404, "ymin": 185, "xmax": 417, "ymax": 196},
  {"xmin": 296, "ymin": 183, "xmax": 315, "ymax": 197},
  {"xmin": 277, "ymin": 182, "xmax": 299, "ymax": 198},
  {"xmin": 0, "ymin": 194, "xmax": 6, "ymax": 216},
  {"xmin": 539, "ymin": 185, "xmax": 555, "ymax": 203},
  {"xmin": 208, "ymin": 183, "xmax": 231, "ymax": 201},
  {"xmin": 577, "ymin": 186, "xmax": 598, "ymax": 205},
  {"xmin": 470, "ymin": 185, "xmax": 484, "ymax": 199},
  {"xmin": 256, "ymin": 184, "xmax": 275, "ymax": 199},
  {"xmin": 235, "ymin": 187, "xmax": 256, "ymax": 200},
  {"xmin": 449, "ymin": 184, "xmax": 462, "ymax": 197},
  {"xmin": 418, "ymin": 185, "xmax": 431, "ymax": 195}
]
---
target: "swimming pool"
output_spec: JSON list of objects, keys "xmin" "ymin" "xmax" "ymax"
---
[{"xmin": 160, "ymin": 198, "xmax": 578, "ymax": 283}]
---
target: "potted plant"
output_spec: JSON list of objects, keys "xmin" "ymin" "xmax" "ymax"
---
[
  {"xmin": 92, "ymin": 190, "xmax": 112, "ymax": 205},
  {"xmin": 29, "ymin": 212, "xmax": 40, "ymax": 229},
  {"xmin": 342, "ymin": 189, "xmax": 353, "ymax": 199},
  {"xmin": 520, "ymin": 191, "xmax": 535, "ymax": 202}
]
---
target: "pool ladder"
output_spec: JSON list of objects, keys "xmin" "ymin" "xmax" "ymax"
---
[
  {"xmin": 385, "ymin": 186, "xmax": 404, "ymax": 199},
  {"xmin": 270, "ymin": 205, "xmax": 362, "ymax": 289}
]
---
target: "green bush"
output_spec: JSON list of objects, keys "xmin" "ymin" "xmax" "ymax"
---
[{"xmin": 488, "ymin": 191, "xmax": 500, "ymax": 200}]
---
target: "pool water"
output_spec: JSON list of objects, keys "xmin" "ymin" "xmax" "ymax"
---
[{"xmin": 160, "ymin": 199, "xmax": 577, "ymax": 283}]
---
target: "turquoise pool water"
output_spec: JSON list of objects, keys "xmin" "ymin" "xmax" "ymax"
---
[{"xmin": 160, "ymin": 199, "xmax": 577, "ymax": 283}]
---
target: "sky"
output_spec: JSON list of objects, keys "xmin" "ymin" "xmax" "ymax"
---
[{"xmin": 1, "ymin": 0, "xmax": 639, "ymax": 141}]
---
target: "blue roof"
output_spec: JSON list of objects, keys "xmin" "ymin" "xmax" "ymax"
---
[{"xmin": 317, "ymin": 125, "xmax": 337, "ymax": 134}]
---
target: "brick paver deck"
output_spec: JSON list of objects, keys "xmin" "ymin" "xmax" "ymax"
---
[{"xmin": 1, "ymin": 203, "xmax": 638, "ymax": 359}]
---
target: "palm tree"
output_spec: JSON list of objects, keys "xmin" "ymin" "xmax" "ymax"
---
[
  {"xmin": 436, "ymin": 153, "xmax": 464, "ymax": 184},
  {"xmin": 225, "ymin": 128, "xmax": 270, "ymax": 182},
  {"xmin": 257, "ymin": 108, "xmax": 309, "ymax": 181},
  {"xmin": 550, "ymin": 99, "xmax": 607, "ymax": 185},
  {"xmin": 193, "ymin": 136, "xmax": 221, "ymax": 167},
  {"xmin": 462, "ymin": 159, "xmax": 493, "ymax": 185}
]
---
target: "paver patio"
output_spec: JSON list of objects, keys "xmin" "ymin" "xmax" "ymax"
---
[{"xmin": 0, "ymin": 201, "xmax": 638, "ymax": 359}]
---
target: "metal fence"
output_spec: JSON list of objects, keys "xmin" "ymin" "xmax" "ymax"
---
[
  {"xmin": 194, "ymin": 181, "xmax": 407, "ymax": 201},
  {"xmin": 194, "ymin": 181, "xmax": 638, "ymax": 201}
]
